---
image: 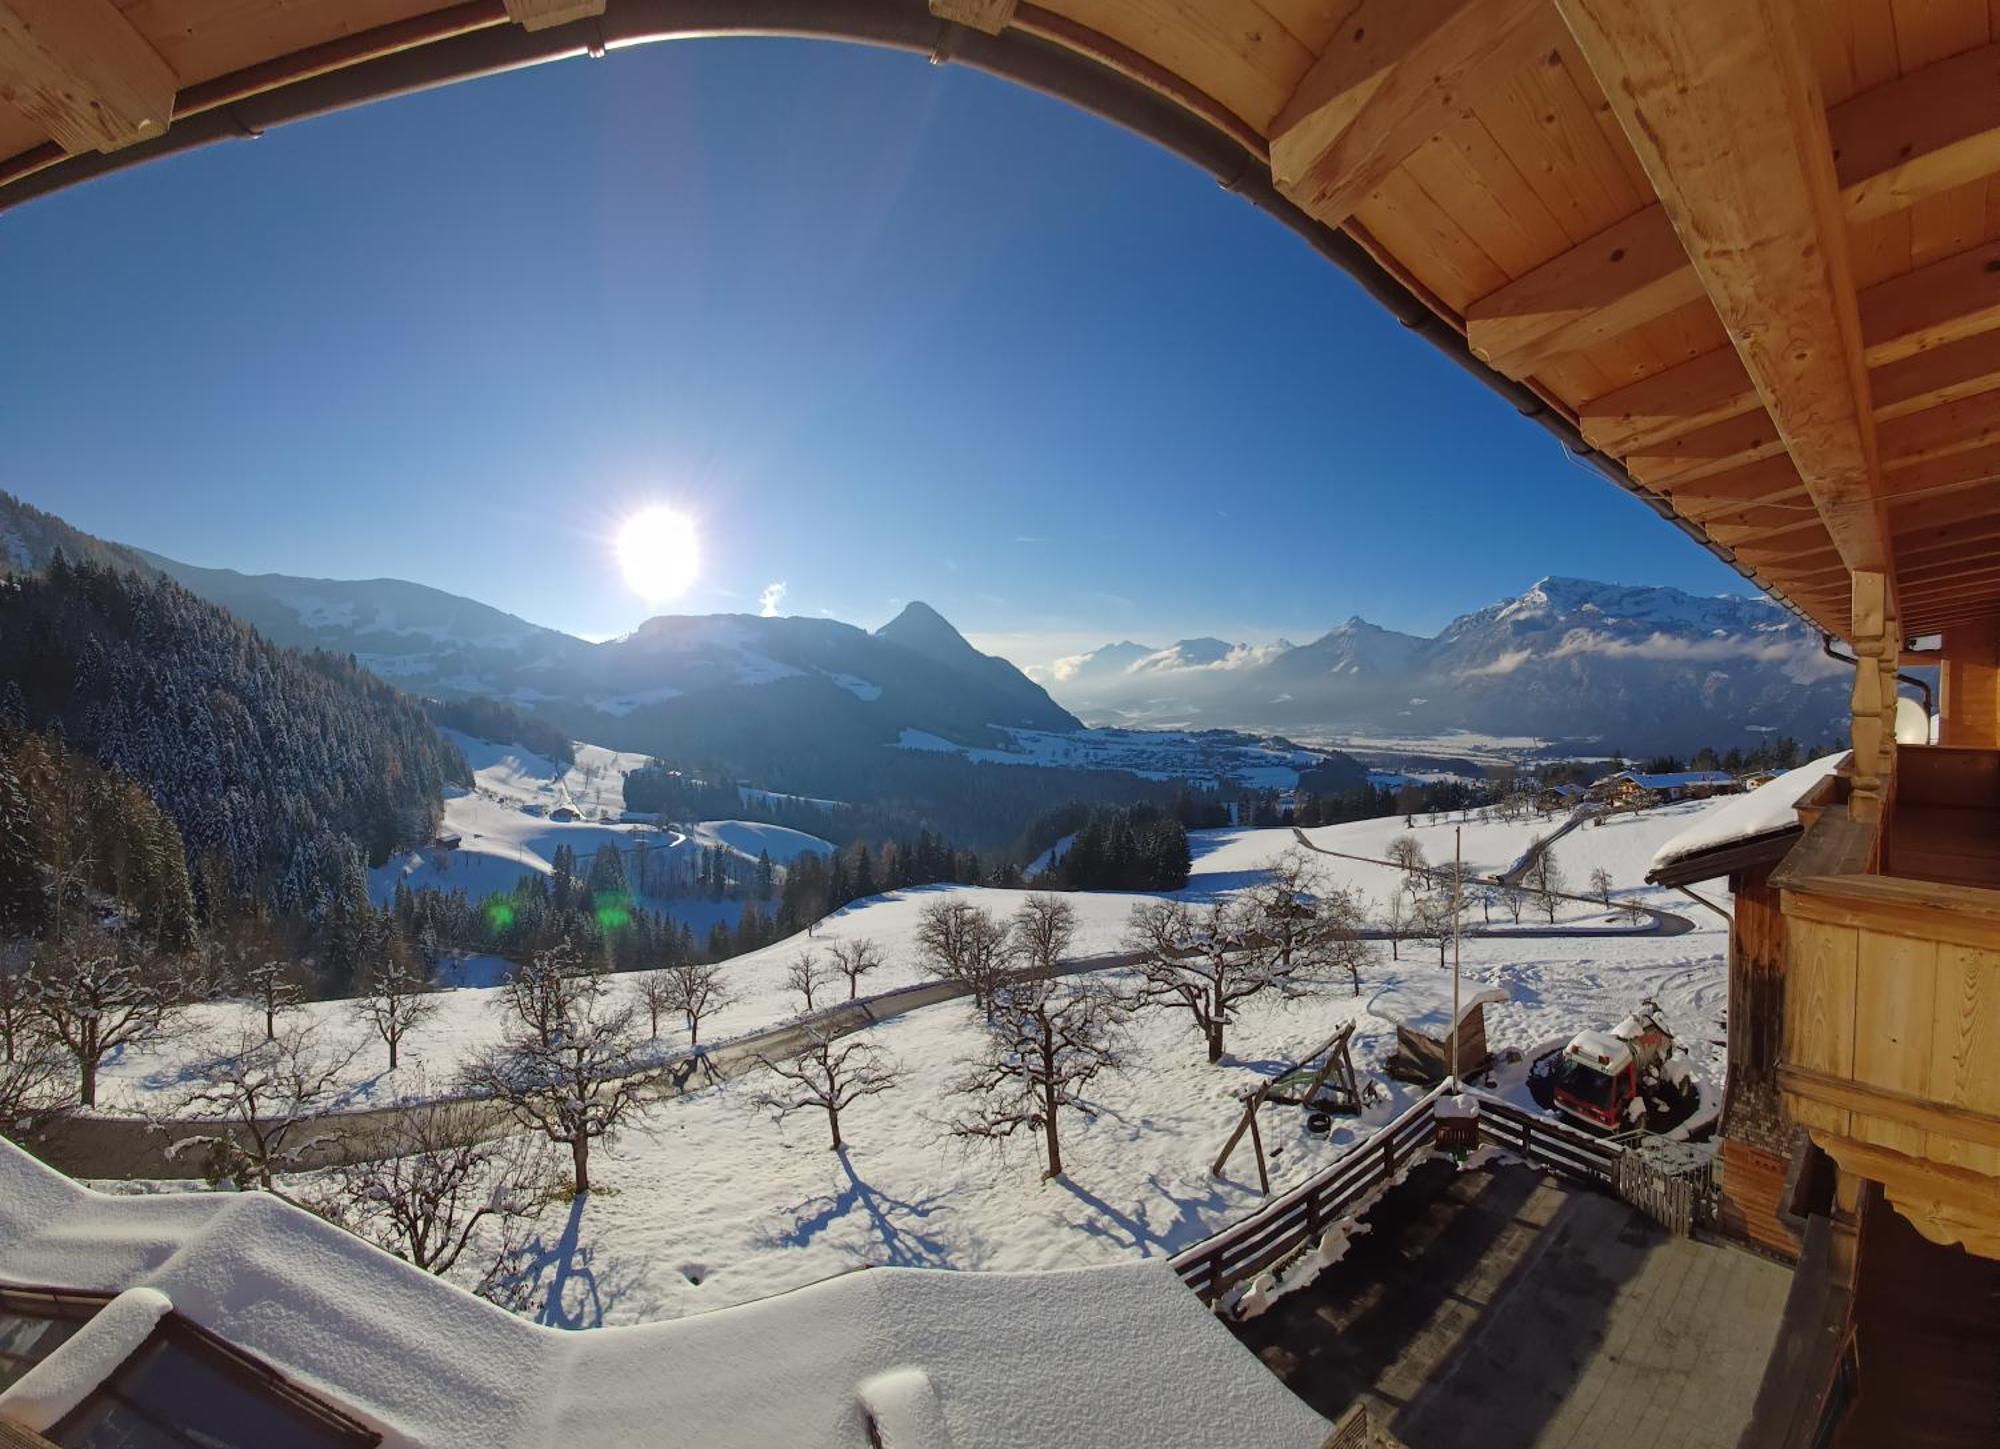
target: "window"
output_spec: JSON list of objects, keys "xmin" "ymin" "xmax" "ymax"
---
[
  {"xmin": 0, "ymin": 1288, "xmax": 105, "ymax": 1392},
  {"xmin": 48, "ymin": 1317, "xmax": 377, "ymax": 1449}
]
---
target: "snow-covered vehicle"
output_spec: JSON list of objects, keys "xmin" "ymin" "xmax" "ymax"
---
[{"xmin": 1550, "ymin": 1002, "xmax": 1689, "ymax": 1132}]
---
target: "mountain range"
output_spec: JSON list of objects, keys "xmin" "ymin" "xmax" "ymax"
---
[
  {"xmin": 3, "ymin": 491, "xmax": 1848, "ymax": 763},
  {"xmin": 1044, "ymin": 578, "xmax": 1852, "ymax": 751}
]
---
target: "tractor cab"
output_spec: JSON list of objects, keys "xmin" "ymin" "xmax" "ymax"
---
[{"xmin": 1553, "ymin": 1030, "xmax": 1637, "ymax": 1130}]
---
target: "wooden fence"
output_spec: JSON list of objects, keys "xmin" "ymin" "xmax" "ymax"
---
[
  {"xmin": 1170, "ymin": 1084, "xmax": 1446, "ymax": 1306},
  {"xmin": 1463, "ymin": 1091, "xmax": 1624, "ymax": 1185},
  {"xmin": 1169, "ymin": 1084, "xmax": 1706, "ymax": 1310}
]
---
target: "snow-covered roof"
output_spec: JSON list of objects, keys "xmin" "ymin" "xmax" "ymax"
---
[
  {"xmin": 1564, "ymin": 1030, "xmax": 1633, "ymax": 1076},
  {"xmin": 1370, "ymin": 981, "xmax": 1509, "ymax": 1037},
  {"xmin": 1647, "ymin": 752, "xmax": 1849, "ymax": 882},
  {"xmin": 1608, "ymin": 769, "xmax": 1738, "ymax": 790},
  {"xmin": 0, "ymin": 1140, "xmax": 1329, "ymax": 1449}
]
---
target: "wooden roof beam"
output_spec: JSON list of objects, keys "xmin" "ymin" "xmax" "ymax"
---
[
  {"xmin": 1870, "ymin": 328, "xmax": 2000, "ymax": 424},
  {"xmin": 1465, "ymin": 205, "xmax": 1706, "ymax": 380},
  {"xmin": 1892, "ymin": 480, "xmax": 2000, "ymax": 534},
  {"xmin": 1833, "ymin": 41, "xmax": 2000, "ymax": 225},
  {"xmin": 1624, "ymin": 408, "xmax": 1786, "ymax": 489},
  {"xmin": 1860, "ymin": 238, "xmax": 2000, "ymax": 369},
  {"xmin": 1878, "ymin": 387, "xmax": 2000, "ymax": 477},
  {"xmin": 1558, "ymin": 0, "xmax": 1889, "ymax": 579},
  {"xmin": 1269, "ymin": 0, "xmax": 1563, "ymax": 229},
  {"xmin": 0, "ymin": 0, "xmax": 177, "ymax": 154},
  {"xmin": 1880, "ymin": 441, "xmax": 2000, "ymax": 503},
  {"xmin": 1579, "ymin": 346, "xmax": 1760, "ymax": 456},
  {"xmin": 1473, "ymin": 37, "xmax": 2000, "ymax": 393}
]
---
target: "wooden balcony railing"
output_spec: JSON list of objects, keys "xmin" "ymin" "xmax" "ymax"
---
[{"xmin": 1773, "ymin": 745, "xmax": 2000, "ymax": 1261}]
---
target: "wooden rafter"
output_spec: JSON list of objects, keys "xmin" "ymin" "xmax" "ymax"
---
[
  {"xmin": 1465, "ymin": 205, "xmax": 1705, "ymax": 380},
  {"xmin": 1470, "ymin": 38, "xmax": 2000, "ymax": 395},
  {"xmin": 1872, "ymin": 331, "xmax": 2000, "ymax": 424},
  {"xmin": 1579, "ymin": 346, "xmax": 1759, "ymax": 456},
  {"xmin": 1268, "ymin": 0, "xmax": 1562, "ymax": 229},
  {"xmin": 1557, "ymin": 0, "xmax": 1888, "ymax": 578},
  {"xmin": 1860, "ymin": 237, "xmax": 2000, "ymax": 369},
  {"xmin": 1625, "ymin": 409, "xmax": 1785, "ymax": 488},
  {"xmin": 1831, "ymin": 41, "xmax": 2000, "ymax": 226},
  {"xmin": 0, "ymin": 0, "xmax": 176, "ymax": 154}
]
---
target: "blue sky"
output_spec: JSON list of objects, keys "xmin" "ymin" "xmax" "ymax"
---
[{"xmin": 0, "ymin": 36, "xmax": 1752, "ymax": 672}]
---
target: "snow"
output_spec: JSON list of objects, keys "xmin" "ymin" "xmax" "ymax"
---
[
  {"xmin": 1370, "ymin": 982, "xmax": 1508, "ymax": 1036},
  {"xmin": 0, "ymin": 1286, "xmax": 170, "ymax": 1431},
  {"xmin": 1648, "ymin": 752, "xmax": 1848, "ymax": 878},
  {"xmin": 88, "ymin": 801, "xmax": 1740, "ymax": 1343},
  {"xmin": 829, "ymin": 673, "xmax": 882, "ymax": 702},
  {"xmin": 367, "ymin": 730, "xmax": 832, "ymax": 914},
  {"xmin": 0, "ymin": 1144, "xmax": 1329, "ymax": 1449}
]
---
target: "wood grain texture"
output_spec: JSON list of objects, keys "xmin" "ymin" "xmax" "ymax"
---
[
  {"xmin": 1556, "ymin": 0, "xmax": 1889, "ymax": 574},
  {"xmin": 0, "ymin": 0, "xmax": 176, "ymax": 153}
]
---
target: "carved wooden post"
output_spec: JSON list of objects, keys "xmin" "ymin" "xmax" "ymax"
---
[{"xmin": 1848, "ymin": 571, "xmax": 1891, "ymax": 825}]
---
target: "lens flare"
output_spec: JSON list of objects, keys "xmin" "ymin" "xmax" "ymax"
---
[{"xmin": 616, "ymin": 507, "xmax": 700, "ymax": 602}]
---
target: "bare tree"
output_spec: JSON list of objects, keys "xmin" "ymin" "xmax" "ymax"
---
[
  {"xmin": 752, "ymin": 1022, "xmax": 900, "ymax": 1152},
  {"xmin": 0, "ymin": 949, "xmax": 33, "ymax": 1064},
  {"xmin": 1523, "ymin": 844, "xmax": 1567, "ymax": 924},
  {"xmin": 1589, "ymin": 866, "xmax": 1615, "ymax": 905},
  {"xmin": 160, "ymin": 1021, "xmax": 363, "ymax": 1190},
  {"xmin": 353, "ymin": 943, "xmax": 438, "ymax": 1071},
  {"xmin": 1382, "ymin": 889, "xmax": 1409, "ymax": 962},
  {"xmin": 948, "ymin": 978, "xmax": 1127, "ymax": 1179},
  {"xmin": 1246, "ymin": 850, "xmax": 1373, "ymax": 994},
  {"xmin": 634, "ymin": 971, "xmax": 676, "ymax": 1039},
  {"xmin": 825, "ymin": 937, "xmax": 885, "ymax": 1001},
  {"xmin": 0, "ymin": 1035, "xmax": 66, "ymax": 1144},
  {"xmin": 1010, "ymin": 894, "xmax": 1077, "ymax": 980},
  {"xmin": 235, "ymin": 956, "xmax": 309, "ymax": 1041},
  {"xmin": 784, "ymin": 951, "xmax": 829, "ymax": 1014},
  {"xmin": 914, "ymin": 899, "xmax": 1012, "ymax": 1015},
  {"xmin": 1409, "ymin": 887, "xmax": 1459, "ymax": 967},
  {"xmin": 311, "ymin": 1094, "xmax": 557, "ymax": 1291},
  {"xmin": 1501, "ymin": 882, "xmax": 1529, "ymax": 925},
  {"xmin": 1123, "ymin": 897, "xmax": 1335, "ymax": 1064},
  {"xmin": 1386, "ymin": 835, "xmax": 1427, "ymax": 878},
  {"xmin": 460, "ymin": 982, "xmax": 650, "ymax": 1195},
  {"xmin": 660, "ymin": 960, "xmax": 734, "ymax": 1046},
  {"xmin": 29, "ymin": 926, "xmax": 180, "ymax": 1108},
  {"xmin": 502, "ymin": 941, "xmax": 597, "ymax": 1049}
]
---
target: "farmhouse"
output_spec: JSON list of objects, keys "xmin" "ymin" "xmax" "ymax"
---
[{"xmin": 1593, "ymin": 769, "xmax": 1739, "ymax": 808}]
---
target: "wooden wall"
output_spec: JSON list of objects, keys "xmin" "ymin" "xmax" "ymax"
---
[
  {"xmin": 1716, "ymin": 865, "xmax": 1802, "ymax": 1259},
  {"xmin": 1780, "ymin": 880, "xmax": 2000, "ymax": 1259}
]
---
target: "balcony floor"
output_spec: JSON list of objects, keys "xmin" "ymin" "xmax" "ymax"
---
[{"xmin": 1231, "ymin": 1161, "xmax": 1791, "ymax": 1449}]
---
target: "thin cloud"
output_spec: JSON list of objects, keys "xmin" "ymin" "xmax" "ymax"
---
[{"xmin": 758, "ymin": 581, "xmax": 788, "ymax": 618}]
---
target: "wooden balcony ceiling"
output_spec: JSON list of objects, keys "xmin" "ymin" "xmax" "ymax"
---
[{"xmin": 5, "ymin": 0, "xmax": 2000, "ymax": 637}]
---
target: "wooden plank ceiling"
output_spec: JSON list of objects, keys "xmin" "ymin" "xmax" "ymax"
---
[{"xmin": 4, "ymin": 0, "xmax": 2000, "ymax": 639}]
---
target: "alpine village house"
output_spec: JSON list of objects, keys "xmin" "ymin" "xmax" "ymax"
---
[{"xmin": 2, "ymin": 1, "xmax": 2000, "ymax": 1445}]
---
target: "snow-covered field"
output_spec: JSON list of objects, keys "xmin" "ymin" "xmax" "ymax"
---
[
  {"xmin": 92, "ymin": 795, "xmax": 1738, "ymax": 1331},
  {"xmin": 368, "ymin": 729, "xmax": 833, "ymax": 913}
]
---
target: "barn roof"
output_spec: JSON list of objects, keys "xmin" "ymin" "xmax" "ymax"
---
[{"xmin": 2, "ymin": 0, "xmax": 1995, "ymax": 640}]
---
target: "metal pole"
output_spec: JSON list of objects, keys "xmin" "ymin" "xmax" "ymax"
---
[{"xmin": 1451, "ymin": 826, "xmax": 1463, "ymax": 1090}]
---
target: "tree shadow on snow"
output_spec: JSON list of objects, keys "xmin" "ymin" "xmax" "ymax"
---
[
  {"xmin": 514, "ymin": 1194, "xmax": 642, "ymax": 1330},
  {"xmin": 1054, "ymin": 1171, "xmax": 1232, "ymax": 1257},
  {"xmin": 763, "ymin": 1149, "xmax": 957, "ymax": 1269}
]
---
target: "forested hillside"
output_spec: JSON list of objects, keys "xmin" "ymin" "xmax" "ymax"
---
[{"xmin": 0, "ymin": 557, "xmax": 467, "ymax": 920}]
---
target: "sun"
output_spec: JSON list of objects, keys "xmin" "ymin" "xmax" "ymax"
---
[{"xmin": 615, "ymin": 506, "xmax": 700, "ymax": 603}]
